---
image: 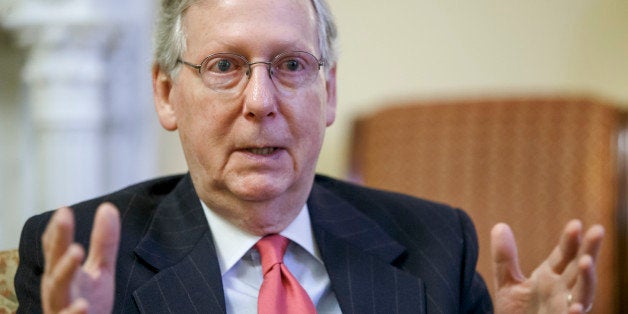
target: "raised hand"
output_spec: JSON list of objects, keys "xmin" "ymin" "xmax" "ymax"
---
[
  {"xmin": 491, "ymin": 220, "xmax": 604, "ymax": 314},
  {"xmin": 41, "ymin": 203, "xmax": 120, "ymax": 314}
]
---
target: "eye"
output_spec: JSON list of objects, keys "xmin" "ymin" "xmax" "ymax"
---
[
  {"xmin": 203, "ymin": 55, "xmax": 243, "ymax": 74},
  {"xmin": 216, "ymin": 59, "xmax": 232, "ymax": 72},
  {"xmin": 285, "ymin": 59, "xmax": 301, "ymax": 71},
  {"xmin": 277, "ymin": 57, "xmax": 306, "ymax": 72}
]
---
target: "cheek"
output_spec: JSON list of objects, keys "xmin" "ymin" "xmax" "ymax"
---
[
  {"xmin": 171, "ymin": 89, "xmax": 231, "ymax": 166},
  {"xmin": 178, "ymin": 113, "xmax": 231, "ymax": 178},
  {"xmin": 173, "ymin": 84, "xmax": 232, "ymax": 139},
  {"xmin": 181, "ymin": 111, "xmax": 230, "ymax": 157},
  {"xmin": 290, "ymin": 91, "xmax": 329, "ymax": 147}
]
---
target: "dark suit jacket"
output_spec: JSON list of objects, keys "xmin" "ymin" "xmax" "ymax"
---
[{"xmin": 16, "ymin": 174, "xmax": 493, "ymax": 313}]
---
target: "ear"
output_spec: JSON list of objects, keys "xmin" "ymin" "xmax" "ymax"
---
[
  {"xmin": 324, "ymin": 65, "xmax": 337, "ymax": 127},
  {"xmin": 152, "ymin": 63, "xmax": 178, "ymax": 131}
]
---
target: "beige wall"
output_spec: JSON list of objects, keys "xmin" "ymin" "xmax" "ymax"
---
[{"xmin": 314, "ymin": 0, "xmax": 628, "ymax": 178}]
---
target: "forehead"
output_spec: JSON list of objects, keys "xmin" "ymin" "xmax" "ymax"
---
[{"xmin": 183, "ymin": 0, "xmax": 319, "ymax": 58}]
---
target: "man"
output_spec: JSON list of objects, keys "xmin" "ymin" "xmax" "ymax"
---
[{"xmin": 15, "ymin": 0, "xmax": 604, "ymax": 313}]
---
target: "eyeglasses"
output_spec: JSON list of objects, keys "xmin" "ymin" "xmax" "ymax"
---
[{"xmin": 177, "ymin": 51, "xmax": 326, "ymax": 94}]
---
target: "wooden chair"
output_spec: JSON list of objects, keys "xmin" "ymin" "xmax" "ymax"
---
[
  {"xmin": 0, "ymin": 249, "xmax": 19, "ymax": 314},
  {"xmin": 350, "ymin": 96, "xmax": 627, "ymax": 314}
]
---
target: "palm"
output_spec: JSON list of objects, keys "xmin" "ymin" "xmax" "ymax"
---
[
  {"xmin": 496, "ymin": 265, "xmax": 571, "ymax": 313},
  {"xmin": 70, "ymin": 265, "xmax": 116, "ymax": 313},
  {"xmin": 41, "ymin": 203, "xmax": 120, "ymax": 314},
  {"xmin": 491, "ymin": 221, "xmax": 604, "ymax": 314}
]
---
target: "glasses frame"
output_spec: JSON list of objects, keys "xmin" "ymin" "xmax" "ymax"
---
[{"xmin": 177, "ymin": 51, "xmax": 326, "ymax": 93}]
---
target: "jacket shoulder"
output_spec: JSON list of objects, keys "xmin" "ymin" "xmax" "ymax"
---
[
  {"xmin": 74, "ymin": 174, "xmax": 185, "ymax": 212},
  {"xmin": 22, "ymin": 174, "xmax": 186, "ymax": 244},
  {"xmin": 313, "ymin": 174, "xmax": 468, "ymax": 223},
  {"xmin": 313, "ymin": 175, "xmax": 492, "ymax": 312},
  {"xmin": 312, "ymin": 174, "xmax": 478, "ymax": 257}
]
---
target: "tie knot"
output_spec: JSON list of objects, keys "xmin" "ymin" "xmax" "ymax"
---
[{"xmin": 255, "ymin": 234, "xmax": 289, "ymax": 274}]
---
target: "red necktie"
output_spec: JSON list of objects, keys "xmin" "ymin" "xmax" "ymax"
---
[{"xmin": 255, "ymin": 234, "xmax": 317, "ymax": 314}]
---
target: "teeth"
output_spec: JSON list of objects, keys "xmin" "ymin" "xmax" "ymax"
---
[{"xmin": 248, "ymin": 147, "xmax": 277, "ymax": 155}]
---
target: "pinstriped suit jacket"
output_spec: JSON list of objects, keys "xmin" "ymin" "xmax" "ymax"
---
[{"xmin": 15, "ymin": 174, "xmax": 493, "ymax": 313}]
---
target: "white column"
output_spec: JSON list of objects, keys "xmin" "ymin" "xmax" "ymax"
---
[{"xmin": 4, "ymin": 1, "xmax": 113, "ymax": 210}]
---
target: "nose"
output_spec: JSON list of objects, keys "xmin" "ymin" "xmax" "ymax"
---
[
  {"xmin": 242, "ymin": 62, "xmax": 278, "ymax": 119},
  {"xmin": 246, "ymin": 61, "xmax": 272, "ymax": 78}
]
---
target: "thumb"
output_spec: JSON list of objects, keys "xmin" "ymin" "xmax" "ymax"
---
[
  {"xmin": 491, "ymin": 223, "xmax": 525, "ymax": 289},
  {"xmin": 85, "ymin": 202, "xmax": 121, "ymax": 271}
]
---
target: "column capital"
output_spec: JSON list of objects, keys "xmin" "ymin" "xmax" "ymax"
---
[
  {"xmin": 3, "ymin": 0, "xmax": 117, "ymax": 83},
  {"xmin": 2, "ymin": 0, "xmax": 122, "ymax": 128}
]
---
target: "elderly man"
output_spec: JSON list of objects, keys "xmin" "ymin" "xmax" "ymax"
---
[{"xmin": 15, "ymin": 0, "xmax": 604, "ymax": 313}]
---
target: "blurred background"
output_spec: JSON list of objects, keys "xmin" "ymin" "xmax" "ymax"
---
[
  {"xmin": 0, "ymin": 0, "xmax": 628, "ymax": 248},
  {"xmin": 0, "ymin": 0, "xmax": 627, "ymax": 311}
]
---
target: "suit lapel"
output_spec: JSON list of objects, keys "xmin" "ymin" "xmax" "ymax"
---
[
  {"xmin": 127, "ymin": 175, "xmax": 426, "ymax": 313},
  {"xmin": 132, "ymin": 174, "xmax": 226, "ymax": 313},
  {"xmin": 308, "ymin": 182, "xmax": 427, "ymax": 314}
]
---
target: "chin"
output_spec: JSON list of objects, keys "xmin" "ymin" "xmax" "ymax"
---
[{"xmin": 227, "ymin": 173, "xmax": 295, "ymax": 202}]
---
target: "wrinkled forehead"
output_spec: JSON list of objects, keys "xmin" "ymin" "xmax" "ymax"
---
[{"xmin": 182, "ymin": 0, "xmax": 319, "ymax": 57}]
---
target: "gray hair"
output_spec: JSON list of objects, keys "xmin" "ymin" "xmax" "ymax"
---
[{"xmin": 153, "ymin": 0, "xmax": 339, "ymax": 77}]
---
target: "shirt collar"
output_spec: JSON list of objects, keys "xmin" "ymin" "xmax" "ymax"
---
[{"xmin": 201, "ymin": 202, "xmax": 321, "ymax": 275}]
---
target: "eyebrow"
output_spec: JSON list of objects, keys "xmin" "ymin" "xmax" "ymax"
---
[{"xmin": 195, "ymin": 39, "xmax": 315, "ymax": 60}]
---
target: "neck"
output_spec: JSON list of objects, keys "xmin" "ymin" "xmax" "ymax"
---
[{"xmin": 196, "ymin": 183, "xmax": 312, "ymax": 236}]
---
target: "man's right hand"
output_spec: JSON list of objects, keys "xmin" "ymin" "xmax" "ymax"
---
[{"xmin": 41, "ymin": 203, "xmax": 120, "ymax": 314}]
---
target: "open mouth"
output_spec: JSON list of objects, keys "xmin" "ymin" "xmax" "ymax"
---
[{"xmin": 246, "ymin": 147, "xmax": 280, "ymax": 156}]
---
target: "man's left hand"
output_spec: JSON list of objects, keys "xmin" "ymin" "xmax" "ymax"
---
[{"xmin": 491, "ymin": 220, "xmax": 604, "ymax": 314}]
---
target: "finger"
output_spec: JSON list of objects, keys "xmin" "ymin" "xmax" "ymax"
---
[
  {"xmin": 44, "ymin": 244, "xmax": 84, "ymax": 312},
  {"xmin": 546, "ymin": 220, "xmax": 582, "ymax": 274},
  {"xmin": 491, "ymin": 223, "xmax": 525, "ymax": 288},
  {"xmin": 571, "ymin": 225, "xmax": 604, "ymax": 305},
  {"xmin": 84, "ymin": 203, "xmax": 121, "ymax": 272},
  {"xmin": 571, "ymin": 255, "xmax": 596, "ymax": 311},
  {"xmin": 562, "ymin": 225, "xmax": 605, "ymax": 287},
  {"xmin": 578, "ymin": 225, "xmax": 604, "ymax": 263},
  {"xmin": 568, "ymin": 303, "xmax": 584, "ymax": 314},
  {"xmin": 59, "ymin": 298, "xmax": 89, "ymax": 314},
  {"xmin": 43, "ymin": 207, "xmax": 75, "ymax": 275}
]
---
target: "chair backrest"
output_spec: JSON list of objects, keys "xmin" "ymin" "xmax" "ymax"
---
[
  {"xmin": 0, "ymin": 249, "xmax": 19, "ymax": 314},
  {"xmin": 350, "ymin": 96, "xmax": 627, "ymax": 314}
]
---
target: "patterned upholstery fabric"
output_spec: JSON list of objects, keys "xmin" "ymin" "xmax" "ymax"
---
[
  {"xmin": 351, "ymin": 96, "xmax": 627, "ymax": 314},
  {"xmin": 0, "ymin": 249, "xmax": 18, "ymax": 314}
]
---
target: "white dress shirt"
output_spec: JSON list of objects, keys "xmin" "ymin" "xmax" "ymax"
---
[{"xmin": 201, "ymin": 202, "xmax": 342, "ymax": 314}]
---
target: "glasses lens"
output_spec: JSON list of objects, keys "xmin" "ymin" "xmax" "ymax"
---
[
  {"xmin": 271, "ymin": 51, "xmax": 321, "ymax": 90},
  {"xmin": 200, "ymin": 53, "xmax": 248, "ymax": 91},
  {"xmin": 197, "ymin": 51, "xmax": 322, "ymax": 93}
]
